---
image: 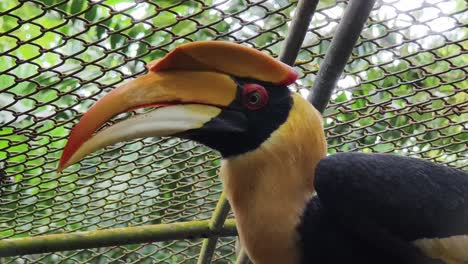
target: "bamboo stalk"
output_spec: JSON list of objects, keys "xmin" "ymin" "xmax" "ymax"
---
[
  {"xmin": 197, "ymin": 192, "xmax": 231, "ymax": 264},
  {"xmin": 0, "ymin": 219, "xmax": 237, "ymax": 257}
]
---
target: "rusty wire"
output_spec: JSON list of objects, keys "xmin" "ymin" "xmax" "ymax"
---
[{"xmin": 0, "ymin": 0, "xmax": 467, "ymax": 263}]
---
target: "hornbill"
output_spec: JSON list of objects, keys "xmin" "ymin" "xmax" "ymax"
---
[{"xmin": 58, "ymin": 41, "xmax": 468, "ymax": 264}]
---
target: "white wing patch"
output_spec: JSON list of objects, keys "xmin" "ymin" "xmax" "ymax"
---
[{"xmin": 413, "ymin": 235, "xmax": 468, "ymax": 264}]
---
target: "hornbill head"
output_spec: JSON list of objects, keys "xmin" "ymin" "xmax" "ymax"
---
[
  {"xmin": 58, "ymin": 41, "xmax": 324, "ymax": 177},
  {"xmin": 59, "ymin": 41, "xmax": 328, "ymax": 264},
  {"xmin": 59, "ymin": 41, "xmax": 297, "ymax": 170}
]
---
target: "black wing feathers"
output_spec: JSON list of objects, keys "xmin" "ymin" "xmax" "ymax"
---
[
  {"xmin": 298, "ymin": 196, "xmax": 444, "ymax": 264},
  {"xmin": 314, "ymin": 153, "xmax": 468, "ymax": 241}
]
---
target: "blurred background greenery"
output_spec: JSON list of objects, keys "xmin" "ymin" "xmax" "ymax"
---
[{"xmin": 0, "ymin": 0, "xmax": 466, "ymax": 263}]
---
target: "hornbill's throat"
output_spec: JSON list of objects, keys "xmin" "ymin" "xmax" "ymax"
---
[{"xmin": 58, "ymin": 41, "xmax": 297, "ymax": 171}]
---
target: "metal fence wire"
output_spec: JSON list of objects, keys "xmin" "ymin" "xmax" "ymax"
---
[{"xmin": 0, "ymin": 0, "xmax": 466, "ymax": 263}]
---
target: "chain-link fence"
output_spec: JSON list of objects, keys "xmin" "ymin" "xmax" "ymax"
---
[{"xmin": 0, "ymin": 0, "xmax": 466, "ymax": 263}]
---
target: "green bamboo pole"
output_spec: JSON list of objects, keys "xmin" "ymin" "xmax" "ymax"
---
[
  {"xmin": 197, "ymin": 192, "xmax": 231, "ymax": 264},
  {"xmin": 0, "ymin": 219, "xmax": 237, "ymax": 257}
]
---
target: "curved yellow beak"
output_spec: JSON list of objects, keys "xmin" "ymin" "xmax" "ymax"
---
[
  {"xmin": 58, "ymin": 71, "xmax": 237, "ymax": 171},
  {"xmin": 59, "ymin": 41, "xmax": 297, "ymax": 171}
]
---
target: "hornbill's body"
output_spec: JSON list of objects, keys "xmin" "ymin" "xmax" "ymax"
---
[
  {"xmin": 301, "ymin": 153, "xmax": 468, "ymax": 264},
  {"xmin": 59, "ymin": 41, "xmax": 468, "ymax": 264}
]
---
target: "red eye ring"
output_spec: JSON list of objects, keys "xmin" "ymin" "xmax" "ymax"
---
[{"xmin": 242, "ymin": 83, "xmax": 269, "ymax": 111}]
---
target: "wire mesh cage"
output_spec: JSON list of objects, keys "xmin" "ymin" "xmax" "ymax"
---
[{"xmin": 0, "ymin": 0, "xmax": 466, "ymax": 263}]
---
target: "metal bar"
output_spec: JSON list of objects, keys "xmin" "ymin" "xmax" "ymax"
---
[
  {"xmin": 279, "ymin": 0, "xmax": 320, "ymax": 65},
  {"xmin": 308, "ymin": 0, "xmax": 377, "ymax": 113},
  {"xmin": 0, "ymin": 219, "xmax": 237, "ymax": 257},
  {"xmin": 197, "ymin": 192, "xmax": 231, "ymax": 264},
  {"xmin": 234, "ymin": 1, "xmax": 320, "ymax": 262}
]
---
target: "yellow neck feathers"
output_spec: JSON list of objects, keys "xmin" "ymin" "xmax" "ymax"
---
[{"xmin": 221, "ymin": 93, "xmax": 327, "ymax": 264}]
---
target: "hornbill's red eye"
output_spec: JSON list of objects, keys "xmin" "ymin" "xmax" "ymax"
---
[{"xmin": 242, "ymin": 83, "xmax": 269, "ymax": 110}]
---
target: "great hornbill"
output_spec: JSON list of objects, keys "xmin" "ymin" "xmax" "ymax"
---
[{"xmin": 58, "ymin": 41, "xmax": 468, "ymax": 264}]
